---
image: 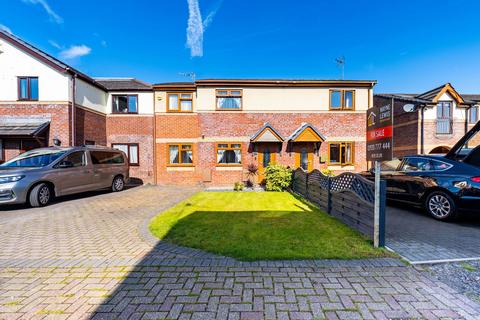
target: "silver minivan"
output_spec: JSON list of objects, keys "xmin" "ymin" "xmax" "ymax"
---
[{"xmin": 0, "ymin": 146, "xmax": 129, "ymax": 207}]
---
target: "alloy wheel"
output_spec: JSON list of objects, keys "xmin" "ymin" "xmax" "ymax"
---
[
  {"xmin": 38, "ymin": 185, "xmax": 50, "ymax": 205},
  {"xmin": 113, "ymin": 177, "xmax": 124, "ymax": 191},
  {"xmin": 428, "ymin": 194, "xmax": 451, "ymax": 218}
]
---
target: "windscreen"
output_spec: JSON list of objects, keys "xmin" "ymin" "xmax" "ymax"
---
[{"xmin": 0, "ymin": 149, "xmax": 67, "ymax": 168}]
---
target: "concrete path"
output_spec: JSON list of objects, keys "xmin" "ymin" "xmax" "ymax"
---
[{"xmin": 0, "ymin": 186, "xmax": 479, "ymax": 319}]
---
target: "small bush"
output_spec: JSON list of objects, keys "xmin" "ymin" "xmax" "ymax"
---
[
  {"xmin": 264, "ymin": 164, "xmax": 292, "ymax": 191},
  {"xmin": 233, "ymin": 181, "xmax": 244, "ymax": 191}
]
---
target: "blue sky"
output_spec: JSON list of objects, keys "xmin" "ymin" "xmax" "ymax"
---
[{"xmin": 2, "ymin": 0, "xmax": 480, "ymax": 93}]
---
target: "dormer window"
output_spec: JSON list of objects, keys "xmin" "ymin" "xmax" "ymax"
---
[
  {"xmin": 18, "ymin": 77, "xmax": 38, "ymax": 101},
  {"xmin": 216, "ymin": 89, "xmax": 242, "ymax": 110}
]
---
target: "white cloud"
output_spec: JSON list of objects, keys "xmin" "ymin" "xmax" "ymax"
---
[
  {"xmin": 59, "ymin": 45, "xmax": 91, "ymax": 59},
  {"xmin": 186, "ymin": 0, "xmax": 223, "ymax": 57},
  {"xmin": 22, "ymin": 0, "xmax": 63, "ymax": 24},
  {"xmin": 0, "ymin": 24, "xmax": 13, "ymax": 34},
  {"xmin": 48, "ymin": 40, "xmax": 63, "ymax": 49}
]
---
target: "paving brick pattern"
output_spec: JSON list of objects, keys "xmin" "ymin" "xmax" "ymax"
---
[
  {"xmin": 386, "ymin": 205, "xmax": 480, "ymax": 263},
  {"xmin": 0, "ymin": 186, "xmax": 479, "ymax": 319}
]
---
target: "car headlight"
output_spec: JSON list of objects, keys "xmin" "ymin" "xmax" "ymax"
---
[{"xmin": 0, "ymin": 175, "xmax": 25, "ymax": 184}]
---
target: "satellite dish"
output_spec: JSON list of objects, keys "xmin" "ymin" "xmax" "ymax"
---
[{"xmin": 403, "ymin": 104, "xmax": 415, "ymax": 112}]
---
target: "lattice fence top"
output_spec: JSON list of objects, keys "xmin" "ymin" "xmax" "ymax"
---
[
  {"xmin": 292, "ymin": 168, "xmax": 375, "ymax": 204},
  {"xmin": 329, "ymin": 172, "xmax": 375, "ymax": 204}
]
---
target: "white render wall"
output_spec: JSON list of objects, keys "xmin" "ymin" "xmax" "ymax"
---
[
  {"xmin": 106, "ymin": 91, "xmax": 154, "ymax": 114},
  {"xmin": 75, "ymin": 78, "xmax": 107, "ymax": 113},
  {"xmin": 423, "ymin": 92, "xmax": 466, "ymax": 120},
  {"xmin": 0, "ymin": 38, "xmax": 70, "ymax": 101},
  {"xmin": 195, "ymin": 87, "xmax": 371, "ymax": 112}
]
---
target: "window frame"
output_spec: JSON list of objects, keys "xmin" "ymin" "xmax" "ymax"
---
[
  {"xmin": 215, "ymin": 142, "xmax": 242, "ymax": 166},
  {"xmin": 329, "ymin": 89, "xmax": 355, "ymax": 111},
  {"xmin": 111, "ymin": 94, "xmax": 139, "ymax": 114},
  {"xmin": 216, "ymin": 89, "xmax": 243, "ymax": 111},
  {"xmin": 469, "ymin": 106, "xmax": 478, "ymax": 124},
  {"xmin": 17, "ymin": 76, "xmax": 39, "ymax": 101},
  {"xmin": 327, "ymin": 141, "xmax": 354, "ymax": 165},
  {"xmin": 166, "ymin": 143, "xmax": 194, "ymax": 166},
  {"xmin": 436, "ymin": 101, "xmax": 453, "ymax": 134},
  {"xmin": 111, "ymin": 143, "xmax": 140, "ymax": 166},
  {"xmin": 167, "ymin": 92, "xmax": 193, "ymax": 113}
]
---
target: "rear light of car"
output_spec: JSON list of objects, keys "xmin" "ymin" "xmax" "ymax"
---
[{"xmin": 471, "ymin": 177, "xmax": 480, "ymax": 183}]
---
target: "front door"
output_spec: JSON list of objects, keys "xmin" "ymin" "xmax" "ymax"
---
[
  {"xmin": 258, "ymin": 146, "xmax": 276, "ymax": 183},
  {"xmin": 295, "ymin": 145, "xmax": 314, "ymax": 171}
]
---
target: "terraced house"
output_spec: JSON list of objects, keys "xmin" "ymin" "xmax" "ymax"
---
[
  {"xmin": 154, "ymin": 79, "xmax": 375, "ymax": 185},
  {"xmin": 0, "ymin": 30, "xmax": 376, "ymax": 186}
]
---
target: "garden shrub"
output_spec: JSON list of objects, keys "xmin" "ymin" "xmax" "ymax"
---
[
  {"xmin": 264, "ymin": 164, "xmax": 292, "ymax": 191},
  {"xmin": 321, "ymin": 168, "xmax": 335, "ymax": 177},
  {"xmin": 234, "ymin": 181, "xmax": 244, "ymax": 191}
]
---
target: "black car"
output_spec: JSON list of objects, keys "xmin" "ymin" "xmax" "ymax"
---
[{"xmin": 363, "ymin": 121, "xmax": 480, "ymax": 221}]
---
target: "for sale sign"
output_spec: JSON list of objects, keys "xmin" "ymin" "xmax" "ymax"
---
[{"xmin": 366, "ymin": 103, "xmax": 393, "ymax": 161}]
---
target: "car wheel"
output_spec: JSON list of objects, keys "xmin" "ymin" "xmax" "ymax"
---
[
  {"xmin": 29, "ymin": 183, "xmax": 52, "ymax": 207},
  {"xmin": 425, "ymin": 191, "xmax": 457, "ymax": 221},
  {"xmin": 112, "ymin": 176, "xmax": 125, "ymax": 192}
]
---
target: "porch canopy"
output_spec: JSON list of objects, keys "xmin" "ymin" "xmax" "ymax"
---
[
  {"xmin": 0, "ymin": 120, "xmax": 50, "ymax": 138},
  {"xmin": 287, "ymin": 122, "xmax": 325, "ymax": 143},
  {"xmin": 250, "ymin": 122, "xmax": 284, "ymax": 143}
]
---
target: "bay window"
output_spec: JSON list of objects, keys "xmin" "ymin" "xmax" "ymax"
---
[
  {"xmin": 216, "ymin": 143, "xmax": 242, "ymax": 165},
  {"xmin": 168, "ymin": 144, "xmax": 193, "ymax": 165},
  {"xmin": 328, "ymin": 142, "xmax": 354, "ymax": 165},
  {"xmin": 216, "ymin": 89, "xmax": 242, "ymax": 110}
]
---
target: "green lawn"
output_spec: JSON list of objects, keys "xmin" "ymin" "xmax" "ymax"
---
[{"xmin": 149, "ymin": 192, "xmax": 391, "ymax": 260}]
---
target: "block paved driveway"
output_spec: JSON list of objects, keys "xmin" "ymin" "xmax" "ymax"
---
[
  {"xmin": 0, "ymin": 186, "xmax": 479, "ymax": 319},
  {"xmin": 386, "ymin": 204, "xmax": 480, "ymax": 264}
]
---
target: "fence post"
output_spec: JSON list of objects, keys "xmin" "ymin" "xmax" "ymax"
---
[
  {"xmin": 305, "ymin": 171, "xmax": 309, "ymax": 199},
  {"xmin": 326, "ymin": 176, "xmax": 332, "ymax": 214},
  {"xmin": 378, "ymin": 179, "xmax": 386, "ymax": 247}
]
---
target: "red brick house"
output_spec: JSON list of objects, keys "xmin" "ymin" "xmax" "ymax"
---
[
  {"xmin": 374, "ymin": 83, "xmax": 480, "ymax": 157},
  {"xmin": 153, "ymin": 79, "xmax": 376, "ymax": 186}
]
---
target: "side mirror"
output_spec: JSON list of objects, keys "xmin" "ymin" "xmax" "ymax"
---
[
  {"xmin": 369, "ymin": 167, "xmax": 375, "ymax": 175},
  {"xmin": 58, "ymin": 160, "xmax": 74, "ymax": 168}
]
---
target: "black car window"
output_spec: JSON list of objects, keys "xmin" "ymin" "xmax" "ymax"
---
[
  {"xmin": 90, "ymin": 151, "xmax": 124, "ymax": 165},
  {"xmin": 402, "ymin": 158, "xmax": 432, "ymax": 172},
  {"xmin": 61, "ymin": 152, "xmax": 86, "ymax": 167},
  {"xmin": 430, "ymin": 159, "xmax": 452, "ymax": 171}
]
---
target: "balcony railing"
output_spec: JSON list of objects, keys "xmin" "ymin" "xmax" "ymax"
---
[{"xmin": 436, "ymin": 119, "xmax": 453, "ymax": 134}]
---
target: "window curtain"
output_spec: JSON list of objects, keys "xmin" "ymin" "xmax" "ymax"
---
[
  {"xmin": 217, "ymin": 149, "xmax": 225, "ymax": 163},
  {"xmin": 169, "ymin": 95, "xmax": 179, "ymax": 110},
  {"xmin": 129, "ymin": 145, "xmax": 139, "ymax": 164},
  {"xmin": 113, "ymin": 144, "xmax": 128, "ymax": 155},
  {"xmin": 234, "ymin": 149, "xmax": 241, "ymax": 163},
  {"xmin": 218, "ymin": 97, "xmax": 241, "ymax": 109},
  {"xmin": 169, "ymin": 145, "xmax": 179, "ymax": 163},
  {"xmin": 345, "ymin": 144, "xmax": 352, "ymax": 163}
]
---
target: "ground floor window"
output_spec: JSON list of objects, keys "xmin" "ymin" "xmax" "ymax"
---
[
  {"xmin": 168, "ymin": 144, "xmax": 193, "ymax": 165},
  {"xmin": 112, "ymin": 143, "xmax": 139, "ymax": 166},
  {"xmin": 328, "ymin": 142, "xmax": 354, "ymax": 165},
  {"xmin": 217, "ymin": 143, "xmax": 242, "ymax": 165}
]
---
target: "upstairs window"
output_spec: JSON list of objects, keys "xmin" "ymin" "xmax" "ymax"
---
[
  {"xmin": 328, "ymin": 142, "xmax": 354, "ymax": 165},
  {"xmin": 469, "ymin": 106, "xmax": 478, "ymax": 124},
  {"xmin": 167, "ymin": 93, "xmax": 193, "ymax": 112},
  {"xmin": 330, "ymin": 90, "xmax": 354, "ymax": 110},
  {"xmin": 112, "ymin": 95, "xmax": 138, "ymax": 114},
  {"xmin": 216, "ymin": 89, "xmax": 242, "ymax": 110},
  {"xmin": 18, "ymin": 77, "xmax": 38, "ymax": 101},
  {"xmin": 436, "ymin": 102, "xmax": 452, "ymax": 134}
]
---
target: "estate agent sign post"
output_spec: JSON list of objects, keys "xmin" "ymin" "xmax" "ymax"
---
[{"xmin": 366, "ymin": 100, "xmax": 393, "ymax": 247}]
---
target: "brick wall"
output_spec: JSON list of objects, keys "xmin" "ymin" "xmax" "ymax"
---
[
  {"xmin": 0, "ymin": 103, "xmax": 71, "ymax": 146},
  {"xmin": 75, "ymin": 106, "xmax": 107, "ymax": 146},
  {"xmin": 155, "ymin": 112, "xmax": 367, "ymax": 186},
  {"xmin": 107, "ymin": 115, "xmax": 155, "ymax": 184}
]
